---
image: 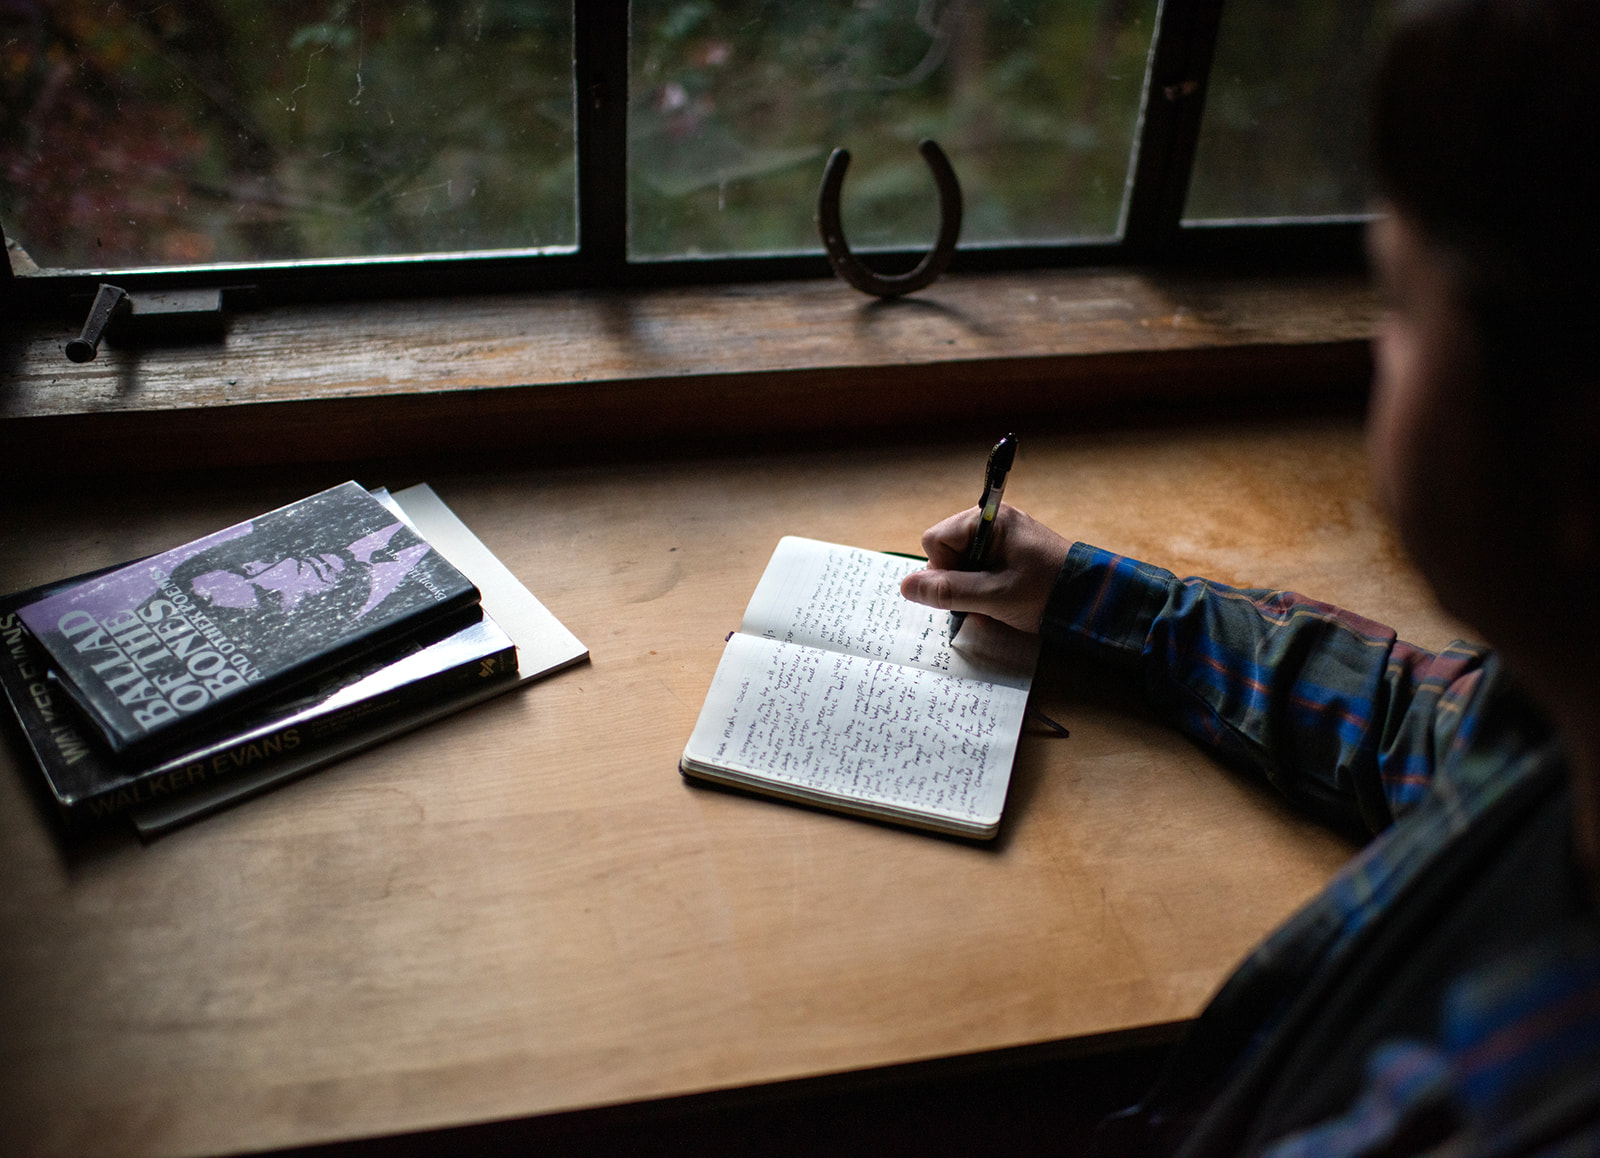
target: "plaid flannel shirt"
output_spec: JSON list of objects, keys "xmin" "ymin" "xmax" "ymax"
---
[{"xmin": 1043, "ymin": 544, "xmax": 1600, "ymax": 1158}]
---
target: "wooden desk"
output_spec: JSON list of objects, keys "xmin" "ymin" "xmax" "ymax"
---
[{"xmin": 0, "ymin": 419, "xmax": 1463, "ymax": 1157}]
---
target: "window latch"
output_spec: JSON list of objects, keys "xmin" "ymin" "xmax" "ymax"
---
[
  {"xmin": 66, "ymin": 283, "xmax": 129, "ymax": 362},
  {"xmin": 65, "ymin": 283, "xmax": 226, "ymax": 363}
]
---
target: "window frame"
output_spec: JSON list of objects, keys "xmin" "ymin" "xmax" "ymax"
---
[{"xmin": 0, "ymin": 0, "xmax": 1369, "ymax": 317}]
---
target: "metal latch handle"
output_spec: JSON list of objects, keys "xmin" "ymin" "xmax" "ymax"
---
[{"xmin": 66, "ymin": 283, "xmax": 130, "ymax": 363}]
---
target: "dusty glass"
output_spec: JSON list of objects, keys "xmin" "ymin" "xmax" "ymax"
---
[
  {"xmin": 1184, "ymin": 0, "xmax": 1399, "ymax": 222},
  {"xmin": 629, "ymin": 0, "xmax": 1160, "ymax": 259},
  {"xmin": 0, "ymin": 1, "xmax": 574, "ymax": 274}
]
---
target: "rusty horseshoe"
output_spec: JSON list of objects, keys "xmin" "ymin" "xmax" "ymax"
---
[{"xmin": 816, "ymin": 138, "xmax": 962, "ymax": 298}]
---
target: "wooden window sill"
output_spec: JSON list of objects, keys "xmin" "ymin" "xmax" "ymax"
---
[{"xmin": 0, "ymin": 268, "xmax": 1375, "ymax": 476}]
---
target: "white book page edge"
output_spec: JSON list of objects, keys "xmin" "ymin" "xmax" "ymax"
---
[
  {"xmin": 390, "ymin": 483, "xmax": 588, "ymax": 682},
  {"xmin": 131, "ymin": 485, "xmax": 586, "ymax": 835}
]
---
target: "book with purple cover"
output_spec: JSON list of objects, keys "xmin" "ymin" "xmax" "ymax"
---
[
  {"xmin": 16, "ymin": 482, "xmax": 477, "ymax": 755},
  {"xmin": 0, "ymin": 592, "xmax": 514, "ymax": 825}
]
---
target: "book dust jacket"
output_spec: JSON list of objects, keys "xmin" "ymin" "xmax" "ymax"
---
[{"xmin": 16, "ymin": 483, "xmax": 478, "ymax": 754}]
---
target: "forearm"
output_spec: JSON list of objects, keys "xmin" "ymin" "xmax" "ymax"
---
[{"xmin": 1042, "ymin": 543, "xmax": 1491, "ymax": 835}]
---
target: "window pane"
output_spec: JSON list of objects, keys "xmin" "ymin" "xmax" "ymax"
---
[
  {"xmin": 1, "ymin": 1, "xmax": 574, "ymax": 274},
  {"xmin": 1183, "ymin": 0, "xmax": 1398, "ymax": 223},
  {"xmin": 629, "ymin": 1, "xmax": 1158, "ymax": 260}
]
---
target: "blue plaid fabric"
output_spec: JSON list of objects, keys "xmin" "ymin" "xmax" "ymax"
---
[{"xmin": 1044, "ymin": 544, "xmax": 1600, "ymax": 1157}]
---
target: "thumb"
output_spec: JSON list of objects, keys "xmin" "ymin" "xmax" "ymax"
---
[{"xmin": 899, "ymin": 566, "xmax": 994, "ymax": 613}]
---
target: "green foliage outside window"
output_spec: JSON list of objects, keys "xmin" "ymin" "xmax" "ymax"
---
[
  {"xmin": 1186, "ymin": 0, "xmax": 1398, "ymax": 221},
  {"xmin": 1, "ymin": 0, "xmax": 1389, "ymax": 275},
  {"xmin": 629, "ymin": 0, "xmax": 1157, "ymax": 257},
  {"xmin": 1, "ymin": 0, "xmax": 574, "ymax": 270}
]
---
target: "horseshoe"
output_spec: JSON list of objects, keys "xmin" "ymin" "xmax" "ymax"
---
[{"xmin": 816, "ymin": 138, "xmax": 962, "ymax": 298}]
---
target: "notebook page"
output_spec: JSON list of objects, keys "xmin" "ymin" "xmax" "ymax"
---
[
  {"xmin": 739, "ymin": 537, "xmax": 1036, "ymax": 690},
  {"xmin": 683, "ymin": 633, "xmax": 1029, "ymax": 829}
]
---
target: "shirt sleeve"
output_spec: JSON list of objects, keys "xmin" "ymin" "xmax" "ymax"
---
[{"xmin": 1039, "ymin": 543, "xmax": 1493, "ymax": 836}]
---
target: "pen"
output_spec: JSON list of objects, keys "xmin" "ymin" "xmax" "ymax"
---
[{"xmin": 949, "ymin": 433, "xmax": 1017, "ymax": 641}]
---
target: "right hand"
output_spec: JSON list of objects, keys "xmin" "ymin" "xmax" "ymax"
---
[{"xmin": 899, "ymin": 504, "xmax": 1072, "ymax": 634}]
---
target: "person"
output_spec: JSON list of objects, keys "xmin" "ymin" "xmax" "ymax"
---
[
  {"xmin": 183, "ymin": 521, "xmax": 432, "ymax": 621},
  {"xmin": 900, "ymin": 0, "xmax": 1600, "ymax": 1153}
]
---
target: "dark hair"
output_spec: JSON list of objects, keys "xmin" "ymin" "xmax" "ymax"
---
[
  {"xmin": 167, "ymin": 526, "xmax": 377, "ymax": 646},
  {"xmin": 1372, "ymin": 0, "xmax": 1600, "ymax": 396}
]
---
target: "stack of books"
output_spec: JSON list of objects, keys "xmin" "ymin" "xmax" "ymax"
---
[{"xmin": 0, "ymin": 482, "xmax": 586, "ymax": 837}]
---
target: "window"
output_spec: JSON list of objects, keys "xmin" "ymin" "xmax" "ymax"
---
[
  {"xmin": 2, "ymin": 2, "xmax": 574, "ymax": 278},
  {"xmin": 2, "ymin": 1, "xmax": 1388, "ymax": 310},
  {"xmin": 1186, "ymin": 0, "xmax": 1397, "ymax": 223},
  {"xmin": 628, "ymin": 1, "xmax": 1155, "ymax": 257}
]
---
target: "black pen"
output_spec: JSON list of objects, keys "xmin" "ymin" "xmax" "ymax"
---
[{"xmin": 949, "ymin": 433, "xmax": 1017, "ymax": 641}]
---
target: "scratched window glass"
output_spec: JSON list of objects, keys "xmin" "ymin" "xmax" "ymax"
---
[
  {"xmin": 0, "ymin": 1, "xmax": 573, "ymax": 273},
  {"xmin": 1183, "ymin": 0, "xmax": 1399, "ymax": 222},
  {"xmin": 629, "ymin": 0, "xmax": 1159, "ymax": 259}
]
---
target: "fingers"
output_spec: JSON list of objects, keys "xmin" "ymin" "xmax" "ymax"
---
[
  {"xmin": 920, "ymin": 508, "xmax": 981, "ymax": 571},
  {"xmin": 901, "ymin": 504, "xmax": 1073, "ymax": 634},
  {"xmin": 899, "ymin": 565, "xmax": 1006, "ymax": 611},
  {"xmin": 898, "ymin": 567, "xmax": 952, "ymax": 609}
]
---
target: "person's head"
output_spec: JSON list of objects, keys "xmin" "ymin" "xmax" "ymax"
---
[
  {"xmin": 190, "ymin": 553, "xmax": 351, "ymax": 613},
  {"xmin": 1365, "ymin": 0, "xmax": 1600, "ymax": 677},
  {"xmin": 168, "ymin": 520, "xmax": 432, "ymax": 646},
  {"xmin": 185, "ymin": 523, "xmax": 417, "ymax": 615}
]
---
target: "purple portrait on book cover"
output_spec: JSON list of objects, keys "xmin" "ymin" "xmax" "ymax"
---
[
  {"xmin": 12, "ymin": 483, "xmax": 471, "ymax": 748},
  {"xmin": 22, "ymin": 515, "xmax": 436, "ymax": 643}
]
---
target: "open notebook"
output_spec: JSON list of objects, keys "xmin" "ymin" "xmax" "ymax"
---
[{"xmin": 681, "ymin": 537, "xmax": 1039, "ymax": 839}]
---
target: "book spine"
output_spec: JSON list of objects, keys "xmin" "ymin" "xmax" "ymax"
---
[
  {"xmin": 71, "ymin": 641, "xmax": 517, "ymax": 826},
  {"xmin": 0, "ymin": 607, "xmax": 90, "ymax": 809},
  {"xmin": 1, "ymin": 596, "xmax": 516, "ymax": 828}
]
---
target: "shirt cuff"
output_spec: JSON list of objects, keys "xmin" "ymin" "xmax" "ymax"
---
[{"xmin": 1039, "ymin": 542, "xmax": 1176, "ymax": 668}]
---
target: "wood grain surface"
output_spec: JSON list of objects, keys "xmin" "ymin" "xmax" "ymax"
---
[
  {"xmin": 0, "ymin": 271, "xmax": 1375, "ymax": 474},
  {"xmin": 0, "ymin": 419, "xmax": 1463, "ymax": 1158}
]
